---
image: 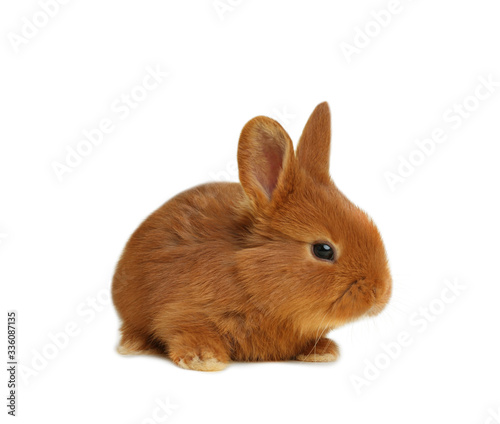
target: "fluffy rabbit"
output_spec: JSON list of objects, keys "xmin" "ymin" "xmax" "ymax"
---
[{"xmin": 112, "ymin": 102, "xmax": 392, "ymax": 371}]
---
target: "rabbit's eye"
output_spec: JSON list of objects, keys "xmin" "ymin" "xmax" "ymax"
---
[{"xmin": 312, "ymin": 243, "xmax": 335, "ymax": 262}]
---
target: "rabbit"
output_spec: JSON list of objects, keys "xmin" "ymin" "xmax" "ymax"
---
[{"xmin": 112, "ymin": 102, "xmax": 392, "ymax": 372}]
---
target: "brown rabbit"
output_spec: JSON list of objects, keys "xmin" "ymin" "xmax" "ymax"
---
[{"xmin": 112, "ymin": 102, "xmax": 392, "ymax": 371}]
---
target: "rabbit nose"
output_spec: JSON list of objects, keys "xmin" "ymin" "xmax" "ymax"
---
[{"xmin": 371, "ymin": 277, "xmax": 390, "ymax": 299}]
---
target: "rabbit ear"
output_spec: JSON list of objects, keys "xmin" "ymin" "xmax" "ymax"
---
[
  {"xmin": 296, "ymin": 102, "xmax": 332, "ymax": 184},
  {"xmin": 238, "ymin": 116, "xmax": 295, "ymax": 207}
]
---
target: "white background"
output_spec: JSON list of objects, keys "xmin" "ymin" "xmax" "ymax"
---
[{"xmin": 1, "ymin": 0, "xmax": 499, "ymax": 423}]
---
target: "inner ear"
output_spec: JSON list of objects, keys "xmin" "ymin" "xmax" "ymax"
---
[{"xmin": 255, "ymin": 140, "xmax": 285, "ymax": 198}]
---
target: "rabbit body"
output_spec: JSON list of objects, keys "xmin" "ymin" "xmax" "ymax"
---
[{"xmin": 112, "ymin": 103, "xmax": 392, "ymax": 371}]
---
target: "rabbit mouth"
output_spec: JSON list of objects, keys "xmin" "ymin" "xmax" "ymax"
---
[
  {"xmin": 338, "ymin": 280, "xmax": 361, "ymax": 301},
  {"xmin": 341, "ymin": 278, "xmax": 369, "ymax": 298},
  {"xmin": 330, "ymin": 278, "xmax": 380, "ymax": 319},
  {"xmin": 329, "ymin": 280, "xmax": 363, "ymax": 309}
]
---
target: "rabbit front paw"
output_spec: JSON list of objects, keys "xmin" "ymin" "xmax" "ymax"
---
[
  {"xmin": 296, "ymin": 338, "xmax": 339, "ymax": 363},
  {"xmin": 172, "ymin": 350, "xmax": 228, "ymax": 372}
]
